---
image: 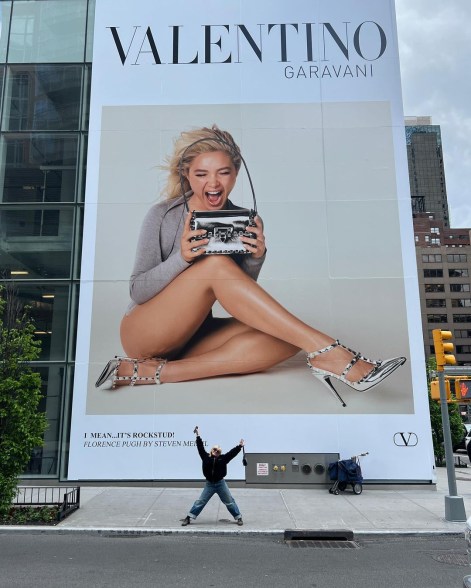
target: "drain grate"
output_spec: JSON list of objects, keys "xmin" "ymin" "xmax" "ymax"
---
[
  {"xmin": 284, "ymin": 528, "xmax": 358, "ymax": 548},
  {"xmin": 287, "ymin": 539, "xmax": 359, "ymax": 549},
  {"xmin": 431, "ymin": 552, "xmax": 469, "ymax": 567}
]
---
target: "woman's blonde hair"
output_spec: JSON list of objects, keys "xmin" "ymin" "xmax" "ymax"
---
[
  {"xmin": 162, "ymin": 125, "xmax": 242, "ymax": 200},
  {"xmin": 210, "ymin": 445, "xmax": 222, "ymax": 456}
]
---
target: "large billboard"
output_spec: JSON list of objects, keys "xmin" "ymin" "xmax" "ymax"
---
[{"xmin": 68, "ymin": 0, "xmax": 433, "ymax": 482}]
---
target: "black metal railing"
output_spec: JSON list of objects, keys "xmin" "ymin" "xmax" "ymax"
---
[{"xmin": 14, "ymin": 486, "xmax": 80, "ymax": 521}]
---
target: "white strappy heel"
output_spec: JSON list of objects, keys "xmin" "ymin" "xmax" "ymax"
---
[
  {"xmin": 307, "ymin": 340, "xmax": 406, "ymax": 407},
  {"xmin": 95, "ymin": 356, "xmax": 167, "ymax": 389}
]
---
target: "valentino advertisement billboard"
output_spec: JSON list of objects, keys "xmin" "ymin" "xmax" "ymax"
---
[{"xmin": 68, "ymin": 0, "xmax": 434, "ymax": 482}]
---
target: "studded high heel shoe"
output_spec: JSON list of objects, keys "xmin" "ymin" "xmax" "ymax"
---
[
  {"xmin": 95, "ymin": 356, "xmax": 167, "ymax": 389},
  {"xmin": 307, "ymin": 340, "xmax": 406, "ymax": 407}
]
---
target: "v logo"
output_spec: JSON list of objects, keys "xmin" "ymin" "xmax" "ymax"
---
[{"xmin": 393, "ymin": 432, "xmax": 418, "ymax": 447}]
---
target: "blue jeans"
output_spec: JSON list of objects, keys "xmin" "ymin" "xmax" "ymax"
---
[{"xmin": 189, "ymin": 479, "xmax": 241, "ymax": 520}]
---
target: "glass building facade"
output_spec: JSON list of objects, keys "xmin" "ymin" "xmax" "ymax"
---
[
  {"xmin": 405, "ymin": 118, "xmax": 450, "ymax": 228},
  {"xmin": 0, "ymin": 0, "xmax": 95, "ymax": 479}
]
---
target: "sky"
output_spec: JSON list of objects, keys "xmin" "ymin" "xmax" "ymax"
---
[{"xmin": 395, "ymin": 0, "xmax": 471, "ymax": 228}]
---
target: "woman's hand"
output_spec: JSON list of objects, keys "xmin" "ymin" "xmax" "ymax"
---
[
  {"xmin": 180, "ymin": 212, "xmax": 208, "ymax": 263},
  {"xmin": 239, "ymin": 439, "xmax": 245, "ymax": 446},
  {"xmin": 240, "ymin": 215, "xmax": 266, "ymax": 259}
]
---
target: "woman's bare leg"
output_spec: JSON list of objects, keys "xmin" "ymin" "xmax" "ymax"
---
[
  {"xmin": 116, "ymin": 317, "xmax": 299, "ymax": 383},
  {"xmin": 167, "ymin": 319, "xmax": 299, "ymax": 382},
  {"xmin": 119, "ymin": 256, "xmax": 371, "ymax": 383},
  {"xmin": 167, "ymin": 332, "xmax": 298, "ymax": 382}
]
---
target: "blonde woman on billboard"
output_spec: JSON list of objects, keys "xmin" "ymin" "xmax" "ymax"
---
[{"xmin": 96, "ymin": 125, "xmax": 405, "ymax": 407}]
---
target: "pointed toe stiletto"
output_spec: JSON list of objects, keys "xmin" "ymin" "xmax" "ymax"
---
[
  {"xmin": 95, "ymin": 356, "xmax": 167, "ymax": 389},
  {"xmin": 95, "ymin": 358, "xmax": 119, "ymax": 389},
  {"xmin": 307, "ymin": 340, "xmax": 406, "ymax": 407}
]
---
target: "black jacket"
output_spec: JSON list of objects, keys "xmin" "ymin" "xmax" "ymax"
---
[{"xmin": 196, "ymin": 436, "xmax": 242, "ymax": 483}]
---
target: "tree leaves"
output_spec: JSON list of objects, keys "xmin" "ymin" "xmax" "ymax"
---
[
  {"xmin": 426, "ymin": 356, "xmax": 464, "ymax": 465},
  {"xmin": 0, "ymin": 287, "xmax": 47, "ymax": 516}
]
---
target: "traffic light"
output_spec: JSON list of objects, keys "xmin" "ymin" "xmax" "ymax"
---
[
  {"xmin": 432, "ymin": 329, "xmax": 457, "ymax": 371},
  {"xmin": 430, "ymin": 379, "xmax": 451, "ymax": 401},
  {"xmin": 455, "ymin": 379, "xmax": 471, "ymax": 401}
]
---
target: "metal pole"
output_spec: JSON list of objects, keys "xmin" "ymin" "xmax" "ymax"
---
[
  {"xmin": 438, "ymin": 370, "xmax": 467, "ymax": 521},
  {"xmin": 439, "ymin": 371, "xmax": 458, "ymax": 495},
  {"xmin": 444, "ymin": 367, "xmax": 471, "ymax": 376}
]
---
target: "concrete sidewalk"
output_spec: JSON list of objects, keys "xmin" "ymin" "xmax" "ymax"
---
[{"xmin": 2, "ymin": 466, "xmax": 471, "ymax": 537}]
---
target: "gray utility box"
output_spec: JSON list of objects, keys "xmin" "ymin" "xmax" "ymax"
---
[{"xmin": 245, "ymin": 453, "xmax": 339, "ymax": 485}]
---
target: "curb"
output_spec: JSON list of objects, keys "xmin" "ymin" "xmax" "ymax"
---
[
  {"xmin": 0, "ymin": 526, "xmax": 466, "ymax": 538},
  {"xmin": 0, "ymin": 526, "xmax": 284, "ymax": 537}
]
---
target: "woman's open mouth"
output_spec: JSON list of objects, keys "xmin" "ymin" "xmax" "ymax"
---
[{"xmin": 205, "ymin": 190, "xmax": 224, "ymax": 207}]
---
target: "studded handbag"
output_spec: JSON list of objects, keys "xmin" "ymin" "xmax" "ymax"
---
[{"xmin": 190, "ymin": 209, "xmax": 256, "ymax": 254}]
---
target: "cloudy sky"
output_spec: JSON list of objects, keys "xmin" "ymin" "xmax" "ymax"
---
[{"xmin": 395, "ymin": 0, "xmax": 471, "ymax": 228}]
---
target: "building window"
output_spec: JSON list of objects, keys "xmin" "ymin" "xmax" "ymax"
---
[
  {"xmin": 415, "ymin": 235, "xmax": 419, "ymax": 243},
  {"xmin": 447, "ymin": 254, "xmax": 468, "ymax": 263},
  {"xmin": 455, "ymin": 330, "xmax": 471, "ymax": 338},
  {"xmin": 427, "ymin": 314, "xmax": 448, "ymax": 323},
  {"xmin": 3, "ymin": 65, "xmax": 84, "ymax": 131},
  {"xmin": 0, "ymin": 207, "xmax": 76, "ymax": 278},
  {"xmin": 422, "ymin": 254, "xmax": 442, "ymax": 263},
  {"xmin": 450, "ymin": 284, "xmax": 471, "ymax": 293},
  {"xmin": 456, "ymin": 346, "xmax": 471, "ymax": 354},
  {"xmin": 453, "ymin": 315, "xmax": 471, "ymax": 323},
  {"xmin": 8, "ymin": 0, "xmax": 88, "ymax": 64},
  {"xmin": 0, "ymin": 134, "xmax": 81, "ymax": 203},
  {"xmin": 0, "ymin": 5, "xmax": 11, "ymax": 62},
  {"xmin": 452, "ymin": 299, "xmax": 471, "ymax": 308},
  {"xmin": 425, "ymin": 284, "xmax": 445, "ymax": 293},
  {"xmin": 426, "ymin": 299, "xmax": 446, "ymax": 308},
  {"xmin": 449, "ymin": 268, "xmax": 469, "ymax": 278},
  {"xmin": 425, "ymin": 235, "xmax": 430, "ymax": 242},
  {"xmin": 424, "ymin": 269, "xmax": 443, "ymax": 278},
  {"xmin": 431, "ymin": 227, "xmax": 440, "ymax": 234},
  {"xmin": 430, "ymin": 238, "xmax": 440, "ymax": 245},
  {"xmin": 10, "ymin": 284, "xmax": 73, "ymax": 361}
]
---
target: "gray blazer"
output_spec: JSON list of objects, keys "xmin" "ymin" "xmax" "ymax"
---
[{"xmin": 126, "ymin": 196, "xmax": 266, "ymax": 313}]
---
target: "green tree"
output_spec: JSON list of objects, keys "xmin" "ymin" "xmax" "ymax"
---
[
  {"xmin": 0, "ymin": 286, "xmax": 47, "ymax": 517},
  {"xmin": 427, "ymin": 356, "xmax": 464, "ymax": 465}
]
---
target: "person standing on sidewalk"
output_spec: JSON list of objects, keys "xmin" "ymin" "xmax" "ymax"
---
[{"xmin": 181, "ymin": 427, "xmax": 244, "ymax": 526}]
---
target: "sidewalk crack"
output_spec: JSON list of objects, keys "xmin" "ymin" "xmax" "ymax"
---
[{"xmin": 280, "ymin": 490, "xmax": 298, "ymax": 528}]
